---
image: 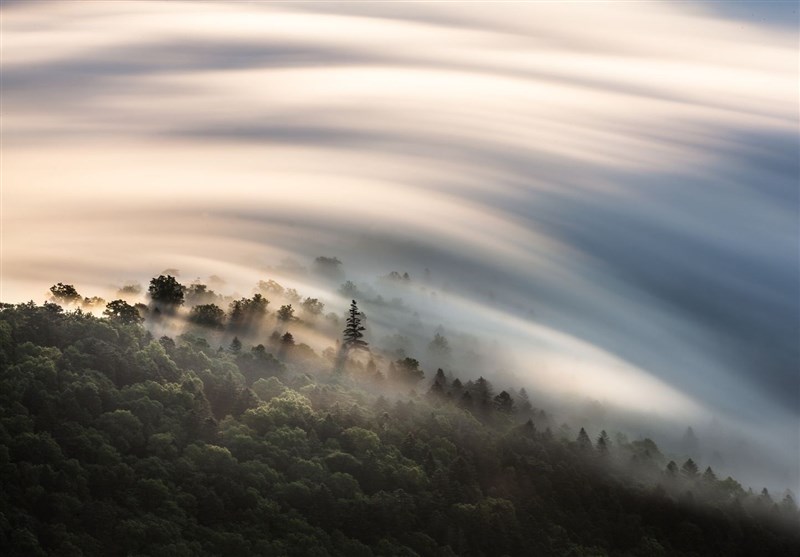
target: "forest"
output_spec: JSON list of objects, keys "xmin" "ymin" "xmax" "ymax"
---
[{"xmin": 1, "ymin": 274, "xmax": 798, "ymax": 556}]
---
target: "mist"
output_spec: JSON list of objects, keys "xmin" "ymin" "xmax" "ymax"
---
[{"xmin": 2, "ymin": 1, "xmax": 797, "ymax": 495}]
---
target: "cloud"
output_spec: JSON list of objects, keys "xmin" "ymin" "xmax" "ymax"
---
[{"xmin": 2, "ymin": 0, "xmax": 797, "ymax": 489}]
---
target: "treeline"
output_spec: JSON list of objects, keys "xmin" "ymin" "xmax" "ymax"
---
[{"xmin": 0, "ymin": 299, "xmax": 798, "ymax": 556}]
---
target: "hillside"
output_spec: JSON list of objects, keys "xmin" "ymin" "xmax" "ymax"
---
[{"xmin": 1, "ymin": 291, "xmax": 798, "ymax": 556}]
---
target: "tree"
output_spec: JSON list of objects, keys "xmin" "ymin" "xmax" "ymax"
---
[
  {"xmin": 189, "ymin": 303, "xmax": 225, "ymax": 328},
  {"xmin": 339, "ymin": 281, "xmax": 360, "ymax": 299},
  {"xmin": 277, "ymin": 304, "xmax": 295, "ymax": 322},
  {"xmin": 49, "ymin": 283, "xmax": 81, "ymax": 305},
  {"xmin": 81, "ymin": 296, "xmax": 106, "ymax": 310},
  {"xmin": 229, "ymin": 336, "xmax": 242, "ymax": 353},
  {"xmin": 148, "ymin": 275, "xmax": 185, "ymax": 309},
  {"xmin": 428, "ymin": 379, "xmax": 445, "ymax": 399},
  {"xmin": 517, "ymin": 388, "xmax": 533, "ymax": 414},
  {"xmin": 681, "ymin": 458, "xmax": 699, "ymax": 479},
  {"xmin": 577, "ymin": 427, "xmax": 593, "ymax": 450},
  {"xmin": 390, "ymin": 357, "xmax": 424, "ymax": 386},
  {"xmin": 185, "ymin": 283, "xmax": 219, "ymax": 306},
  {"xmin": 469, "ymin": 377, "xmax": 494, "ymax": 410},
  {"xmin": 277, "ymin": 332, "xmax": 295, "ymax": 360},
  {"xmin": 682, "ymin": 426, "xmax": 699, "ymax": 455},
  {"xmin": 313, "ymin": 256, "xmax": 343, "ymax": 279},
  {"xmin": 493, "ymin": 391, "xmax": 514, "ymax": 413},
  {"xmin": 301, "ymin": 297, "xmax": 325, "ymax": 317},
  {"xmin": 342, "ymin": 300, "xmax": 368, "ymax": 351},
  {"xmin": 597, "ymin": 430, "xmax": 611, "ymax": 456},
  {"xmin": 665, "ymin": 461, "xmax": 678, "ymax": 477},
  {"xmin": 427, "ymin": 333, "xmax": 452, "ymax": 359},
  {"xmin": 257, "ymin": 279, "xmax": 284, "ymax": 296},
  {"xmin": 104, "ymin": 299, "xmax": 143, "ymax": 325},
  {"xmin": 229, "ymin": 294, "xmax": 269, "ymax": 330}
]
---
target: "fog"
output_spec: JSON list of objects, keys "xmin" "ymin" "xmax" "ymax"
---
[{"xmin": 2, "ymin": 1, "xmax": 797, "ymax": 493}]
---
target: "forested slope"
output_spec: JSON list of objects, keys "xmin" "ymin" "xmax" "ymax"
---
[{"xmin": 1, "ymin": 301, "xmax": 798, "ymax": 556}]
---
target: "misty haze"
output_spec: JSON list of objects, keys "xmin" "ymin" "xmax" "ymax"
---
[{"xmin": 1, "ymin": 1, "xmax": 798, "ymax": 556}]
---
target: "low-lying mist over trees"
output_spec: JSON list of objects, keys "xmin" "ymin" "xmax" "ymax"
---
[
  {"xmin": 3, "ymin": 1, "xmax": 797, "ymax": 555},
  {"xmin": 1, "ymin": 265, "xmax": 798, "ymax": 555},
  {"xmin": 25, "ymin": 258, "xmax": 800, "ymax": 498}
]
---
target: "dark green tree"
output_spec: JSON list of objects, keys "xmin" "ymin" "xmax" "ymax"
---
[
  {"xmin": 189, "ymin": 303, "xmax": 225, "ymax": 328},
  {"xmin": 228, "ymin": 294, "xmax": 269, "ymax": 330},
  {"xmin": 277, "ymin": 304, "xmax": 295, "ymax": 322},
  {"xmin": 229, "ymin": 336, "xmax": 242, "ymax": 353},
  {"xmin": 49, "ymin": 282, "xmax": 81, "ymax": 304},
  {"xmin": 148, "ymin": 275, "xmax": 185, "ymax": 310},
  {"xmin": 103, "ymin": 299, "xmax": 143, "ymax": 324},
  {"xmin": 301, "ymin": 297, "xmax": 325, "ymax": 317},
  {"xmin": 390, "ymin": 357, "xmax": 424, "ymax": 386},
  {"xmin": 597, "ymin": 430, "xmax": 610, "ymax": 456},
  {"xmin": 342, "ymin": 300, "xmax": 368, "ymax": 351},
  {"xmin": 577, "ymin": 427, "xmax": 592, "ymax": 450},
  {"xmin": 493, "ymin": 390, "xmax": 514, "ymax": 413},
  {"xmin": 681, "ymin": 458, "xmax": 699, "ymax": 479}
]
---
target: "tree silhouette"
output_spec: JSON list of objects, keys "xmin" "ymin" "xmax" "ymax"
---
[
  {"xmin": 577, "ymin": 427, "xmax": 593, "ymax": 450},
  {"xmin": 148, "ymin": 275, "xmax": 185, "ymax": 310},
  {"xmin": 103, "ymin": 299, "xmax": 143, "ymax": 324},
  {"xmin": 313, "ymin": 256, "xmax": 343, "ymax": 279},
  {"xmin": 301, "ymin": 297, "xmax": 325, "ymax": 317},
  {"xmin": 49, "ymin": 283, "xmax": 81, "ymax": 305},
  {"xmin": 229, "ymin": 336, "xmax": 242, "ymax": 353},
  {"xmin": 493, "ymin": 391, "xmax": 514, "ymax": 413},
  {"xmin": 342, "ymin": 300, "xmax": 368, "ymax": 351},
  {"xmin": 681, "ymin": 458, "xmax": 699, "ymax": 479},
  {"xmin": 229, "ymin": 294, "xmax": 269, "ymax": 330},
  {"xmin": 597, "ymin": 430, "xmax": 610, "ymax": 456},
  {"xmin": 390, "ymin": 358, "xmax": 424, "ymax": 386},
  {"xmin": 189, "ymin": 304, "xmax": 225, "ymax": 329},
  {"xmin": 277, "ymin": 304, "xmax": 295, "ymax": 322}
]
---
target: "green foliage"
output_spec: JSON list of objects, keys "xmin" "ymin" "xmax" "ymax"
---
[
  {"xmin": 104, "ymin": 299, "xmax": 143, "ymax": 325},
  {"xmin": 342, "ymin": 300, "xmax": 368, "ymax": 354},
  {"xmin": 390, "ymin": 357, "xmax": 424, "ymax": 386},
  {"xmin": 148, "ymin": 275, "xmax": 185, "ymax": 309},
  {"xmin": 228, "ymin": 294, "xmax": 268, "ymax": 331},
  {"xmin": 0, "ymin": 300, "xmax": 797, "ymax": 556},
  {"xmin": 277, "ymin": 304, "xmax": 295, "ymax": 322},
  {"xmin": 49, "ymin": 282, "xmax": 82, "ymax": 305},
  {"xmin": 189, "ymin": 303, "xmax": 225, "ymax": 328}
]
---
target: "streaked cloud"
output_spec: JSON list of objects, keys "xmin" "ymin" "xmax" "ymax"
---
[{"xmin": 2, "ymin": 0, "xmax": 796, "ymax": 490}]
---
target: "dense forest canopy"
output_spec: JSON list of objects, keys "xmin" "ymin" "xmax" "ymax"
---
[{"xmin": 1, "ymin": 272, "xmax": 798, "ymax": 556}]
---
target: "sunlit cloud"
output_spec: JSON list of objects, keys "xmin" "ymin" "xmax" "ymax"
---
[{"xmin": 1, "ymin": 0, "xmax": 796, "ymax": 490}]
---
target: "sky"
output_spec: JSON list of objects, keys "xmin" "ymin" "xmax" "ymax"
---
[{"xmin": 1, "ymin": 1, "xmax": 798, "ymax": 490}]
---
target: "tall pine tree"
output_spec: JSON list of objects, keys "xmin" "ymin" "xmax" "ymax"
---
[{"xmin": 343, "ymin": 300, "xmax": 368, "ymax": 351}]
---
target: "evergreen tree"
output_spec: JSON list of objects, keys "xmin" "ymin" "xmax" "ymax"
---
[
  {"xmin": 597, "ymin": 430, "xmax": 610, "ymax": 456},
  {"xmin": 681, "ymin": 458, "xmax": 699, "ymax": 479},
  {"xmin": 493, "ymin": 391, "xmax": 514, "ymax": 413},
  {"xmin": 577, "ymin": 427, "xmax": 592, "ymax": 450},
  {"xmin": 342, "ymin": 300, "xmax": 368, "ymax": 351},
  {"xmin": 229, "ymin": 336, "xmax": 242, "ymax": 353}
]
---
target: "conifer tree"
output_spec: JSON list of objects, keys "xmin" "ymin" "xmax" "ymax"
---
[
  {"xmin": 343, "ymin": 300, "xmax": 368, "ymax": 351},
  {"xmin": 577, "ymin": 427, "xmax": 593, "ymax": 450}
]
